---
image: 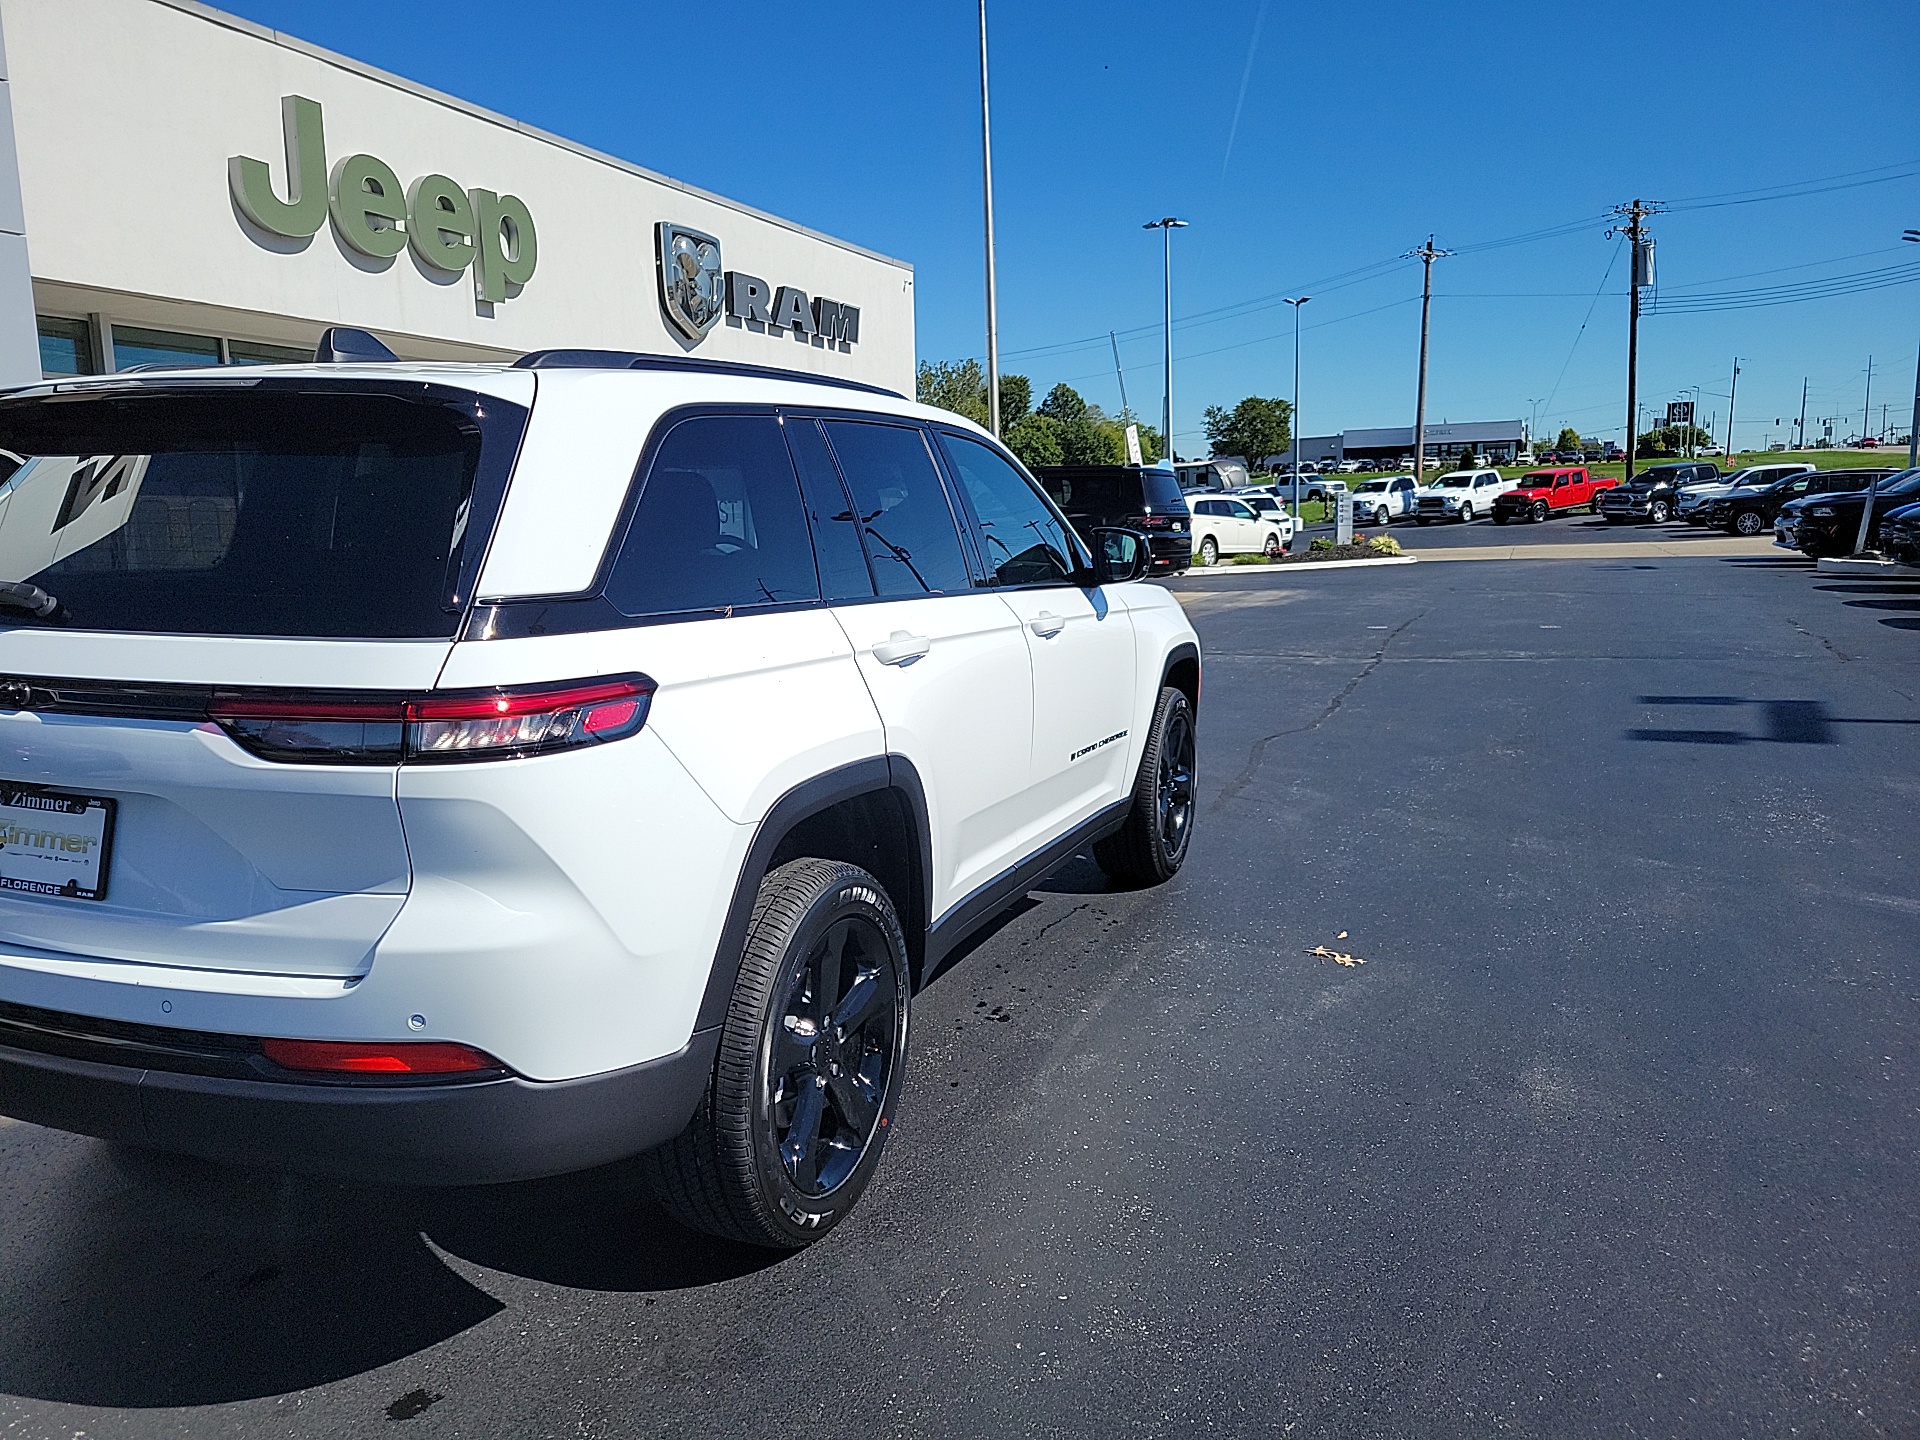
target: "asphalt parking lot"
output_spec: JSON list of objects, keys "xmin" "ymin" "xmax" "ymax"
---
[{"xmin": 2, "ymin": 533, "xmax": 1916, "ymax": 1438}]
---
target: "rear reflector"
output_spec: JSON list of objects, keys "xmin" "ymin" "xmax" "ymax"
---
[
  {"xmin": 261, "ymin": 1038, "xmax": 501, "ymax": 1075},
  {"xmin": 209, "ymin": 674, "xmax": 655, "ymax": 765}
]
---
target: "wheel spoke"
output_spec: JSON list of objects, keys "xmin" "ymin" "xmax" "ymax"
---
[
  {"xmin": 825, "ymin": 1069, "xmax": 879, "ymax": 1137},
  {"xmin": 773, "ymin": 1014, "xmax": 817, "ymax": 1075},
  {"xmin": 815, "ymin": 919, "xmax": 854, "ymax": 1018},
  {"xmin": 780, "ymin": 1075, "xmax": 827, "ymax": 1191},
  {"xmin": 830, "ymin": 962, "xmax": 895, "ymax": 1036}
]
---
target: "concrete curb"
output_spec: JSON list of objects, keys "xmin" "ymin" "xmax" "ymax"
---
[
  {"xmin": 1185, "ymin": 554, "xmax": 1419, "ymax": 577},
  {"xmin": 1815, "ymin": 556, "xmax": 1920, "ymax": 578}
]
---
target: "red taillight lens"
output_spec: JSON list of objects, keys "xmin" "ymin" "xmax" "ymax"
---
[
  {"xmin": 261, "ymin": 1038, "xmax": 501, "ymax": 1075},
  {"xmin": 406, "ymin": 677, "xmax": 652, "ymax": 760},
  {"xmin": 210, "ymin": 675, "xmax": 655, "ymax": 765},
  {"xmin": 1128, "ymin": 513, "xmax": 1182, "ymax": 530}
]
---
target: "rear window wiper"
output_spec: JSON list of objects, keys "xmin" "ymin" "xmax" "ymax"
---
[{"xmin": 0, "ymin": 582, "xmax": 64, "ymax": 621}]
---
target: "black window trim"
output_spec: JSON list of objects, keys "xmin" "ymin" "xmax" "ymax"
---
[{"xmin": 929, "ymin": 424, "xmax": 1092, "ymax": 590}]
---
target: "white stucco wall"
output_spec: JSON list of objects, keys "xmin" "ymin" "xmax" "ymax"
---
[{"xmin": 3, "ymin": 0, "xmax": 914, "ymax": 389}]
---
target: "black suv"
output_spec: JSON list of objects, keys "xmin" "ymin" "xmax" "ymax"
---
[
  {"xmin": 1035, "ymin": 464, "xmax": 1192, "ymax": 575},
  {"xmin": 1597, "ymin": 461, "xmax": 1719, "ymax": 524},
  {"xmin": 1705, "ymin": 469, "xmax": 1897, "ymax": 536}
]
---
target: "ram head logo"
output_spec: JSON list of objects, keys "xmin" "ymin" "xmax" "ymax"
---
[{"xmin": 656, "ymin": 223, "xmax": 725, "ymax": 341}]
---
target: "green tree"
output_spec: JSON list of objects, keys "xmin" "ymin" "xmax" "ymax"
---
[
  {"xmin": 1554, "ymin": 426, "xmax": 1582, "ymax": 453},
  {"xmin": 1457, "ymin": 445, "xmax": 1478, "ymax": 469},
  {"xmin": 915, "ymin": 359, "xmax": 1034, "ymax": 429},
  {"xmin": 1038, "ymin": 383, "xmax": 1089, "ymax": 424},
  {"xmin": 1202, "ymin": 396, "xmax": 1293, "ymax": 473},
  {"xmin": 1005, "ymin": 412, "xmax": 1064, "ymax": 468},
  {"xmin": 1000, "ymin": 374, "xmax": 1033, "ymax": 423}
]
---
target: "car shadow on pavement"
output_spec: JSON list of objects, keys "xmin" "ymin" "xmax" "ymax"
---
[{"xmin": 0, "ymin": 1139, "xmax": 776, "ymax": 1409}]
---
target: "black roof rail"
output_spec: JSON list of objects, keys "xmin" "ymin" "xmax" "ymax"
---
[{"xmin": 511, "ymin": 349, "xmax": 903, "ymax": 399}]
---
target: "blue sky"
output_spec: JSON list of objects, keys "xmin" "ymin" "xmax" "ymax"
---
[{"xmin": 226, "ymin": 0, "xmax": 1919, "ymax": 458}]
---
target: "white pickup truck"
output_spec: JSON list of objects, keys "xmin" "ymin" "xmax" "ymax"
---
[
  {"xmin": 1415, "ymin": 468, "xmax": 1514, "ymax": 524},
  {"xmin": 1348, "ymin": 474, "xmax": 1420, "ymax": 526}
]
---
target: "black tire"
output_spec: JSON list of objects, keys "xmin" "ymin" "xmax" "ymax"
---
[
  {"xmin": 1095, "ymin": 687, "xmax": 1197, "ymax": 888},
  {"xmin": 1732, "ymin": 509, "xmax": 1764, "ymax": 536},
  {"xmin": 1198, "ymin": 536, "xmax": 1219, "ymax": 567},
  {"xmin": 1530, "ymin": 500, "xmax": 1549, "ymax": 523},
  {"xmin": 1650, "ymin": 499, "xmax": 1671, "ymax": 523},
  {"xmin": 1264, "ymin": 533, "xmax": 1282, "ymax": 558},
  {"xmin": 644, "ymin": 858, "xmax": 910, "ymax": 1249}
]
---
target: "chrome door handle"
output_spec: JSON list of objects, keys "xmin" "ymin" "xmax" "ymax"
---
[
  {"xmin": 1028, "ymin": 612, "xmax": 1067, "ymax": 638},
  {"xmin": 873, "ymin": 631, "xmax": 931, "ymax": 665}
]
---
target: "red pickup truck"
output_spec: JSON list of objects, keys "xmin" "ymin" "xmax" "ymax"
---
[{"xmin": 1491, "ymin": 467, "xmax": 1618, "ymax": 524}]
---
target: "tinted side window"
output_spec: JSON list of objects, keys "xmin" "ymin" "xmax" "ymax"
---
[
  {"xmin": 784, "ymin": 418, "xmax": 875, "ymax": 602},
  {"xmin": 821, "ymin": 420, "xmax": 972, "ymax": 597},
  {"xmin": 604, "ymin": 414, "xmax": 820, "ymax": 618},
  {"xmin": 938, "ymin": 434, "xmax": 1077, "ymax": 587}
]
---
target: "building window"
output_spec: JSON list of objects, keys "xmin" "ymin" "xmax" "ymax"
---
[
  {"xmin": 112, "ymin": 326, "xmax": 220, "ymax": 370},
  {"xmin": 227, "ymin": 340, "xmax": 312, "ymax": 365},
  {"xmin": 37, "ymin": 316, "xmax": 93, "ymax": 377}
]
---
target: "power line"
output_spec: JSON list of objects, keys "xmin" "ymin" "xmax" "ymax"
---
[{"xmin": 1646, "ymin": 259, "xmax": 1920, "ymax": 314}]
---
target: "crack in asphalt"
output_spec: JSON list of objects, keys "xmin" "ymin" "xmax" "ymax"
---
[
  {"xmin": 1210, "ymin": 610, "xmax": 1425, "ymax": 811},
  {"xmin": 1787, "ymin": 616, "xmax": 1853, "ymax": 664}
]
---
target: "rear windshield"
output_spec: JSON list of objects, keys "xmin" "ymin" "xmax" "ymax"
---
[
  {"xmin": 0, "ymin": 386, "xmax": 523, "ymax": 638},
  {"xmin": 1037, "ymin": 467, "xmax": 1184, "ymax": 518}
]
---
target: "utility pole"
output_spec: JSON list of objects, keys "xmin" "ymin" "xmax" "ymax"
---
[
  {"xmin": 1726, "ymin": 357, "xmax": 1740, "ymax": 462},
  {"xmin": 1906, "ymin": 229, "xmax": 1920, "ymax": 467},
  {"xmin": 1608, "ymin": 199, "xmax": 1663, "ymax": 480},
  {"xmin": 1144, "ymin": 218, "xmax": 1188, "ymax": 462},
  {"xmin": 978, "ymin": 0, "xmax": 1000, "ymax": 437},
  {"xmin": 1406, "ymin": 235, "xmax": 1450, "ymax": 478},
  {"xmin": 1283, "ymin": 296, "xmax": 1309, "ymax": 517},
  {"xmin": 1862, "ymin": 354, "xmax": 1873, "ymax": 447},
  {"xmin": 1109, "ymin": 332, "xmax": 1132, "ymax": 423},
  {"xmin": 1797, "ymin": 376, "xmax": 1808, "ymax": 450}
]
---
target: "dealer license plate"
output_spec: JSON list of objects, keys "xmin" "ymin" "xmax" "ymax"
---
[{"xmin": 0, "ymin": 783, "xmax": 115, "ymax": 901}]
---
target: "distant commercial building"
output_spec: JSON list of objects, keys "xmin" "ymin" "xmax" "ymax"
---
[{"xmin": 1276, "ymin": 419, "xmax": 1529, "ymax": 468}]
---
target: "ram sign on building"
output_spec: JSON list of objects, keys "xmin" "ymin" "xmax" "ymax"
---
[{"xmin": 0, "ymin": 0, "xmax": 914, "ymax": 389}]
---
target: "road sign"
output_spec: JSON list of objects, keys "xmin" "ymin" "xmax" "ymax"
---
[
  {"xmin": 1335, "ymin": 491, "xmax": 1354, "ymax": 545},
  {"xmin": 1666, "ymin": 401, "xmax": 1694, "ymax": 426},
  {"xmin": 1124, "ymin": 424, "xmax": 1143, "ymax": 466}
]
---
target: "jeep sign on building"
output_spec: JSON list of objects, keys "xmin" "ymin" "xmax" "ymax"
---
[{"xmin": 0, "ymin": 0, "xmax": 913, "ymax": 389}]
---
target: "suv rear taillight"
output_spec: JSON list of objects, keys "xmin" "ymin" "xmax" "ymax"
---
[
  {"xmin": 261, "ymin": 1038, "xmax": 503, "ymax": 1075},
  {"xmin": 209, "ymin": 675, "xmax": 655, "ymax": 765}
]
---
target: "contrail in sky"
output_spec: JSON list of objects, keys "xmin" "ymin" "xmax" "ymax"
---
[{"xmin": 1221, "ymin": 0, "xmax": 1268, "ymax": 180}]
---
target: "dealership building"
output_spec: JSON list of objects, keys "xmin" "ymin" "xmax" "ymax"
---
[
  {"xmin": 0, "ymin": 0, "xmax": 914, "ymax": 391},
  {"xmin": 1278, "ymin": 419, "xmax": 1532, "ymax": 468}
]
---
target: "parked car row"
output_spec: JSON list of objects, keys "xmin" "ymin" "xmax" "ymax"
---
[{"xmin": 1774, "ymin": 469, "xmax": 1920, "ymax": 558}]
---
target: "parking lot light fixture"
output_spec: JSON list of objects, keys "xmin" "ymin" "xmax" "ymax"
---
[
  {"xmin": 1283, "ymin": 296, "xmax": 1308, "ymax": 518},
  {"xmin": 1145, "ymin": 218, "xmax": 1188, "ymax": 461}
]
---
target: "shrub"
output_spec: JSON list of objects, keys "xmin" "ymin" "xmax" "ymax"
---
[
  {"xmin": 1310, "ymin": 536, "xmax": 1335, "ymax": 553},
  {"xmin": 1367, "ymin": 534, "xmax": 1402, "ymax": 556}
]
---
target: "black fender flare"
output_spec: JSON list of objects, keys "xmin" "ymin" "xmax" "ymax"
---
[{"xmin": 693, "ymin": 756, "xmax": 931, "ymax": 1032}]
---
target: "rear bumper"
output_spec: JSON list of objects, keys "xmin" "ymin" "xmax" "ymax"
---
[
  {"xmin": 0, "ymin": 1020, "xmax": 718, "ymax": 1186},
  {"xmin": 1145, "ymin": 533, "xmax": 1192, "ymax": 573}
]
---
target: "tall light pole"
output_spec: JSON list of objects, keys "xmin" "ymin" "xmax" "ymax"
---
[
  {"xmin": 1609, "ymin": 199, "xmax": 1662, "ymax": 480},
  {"xmin": 1407, "ymin": 236, "xmax": 1450, "ymax": 478},
  {"xmin": 1726, "ymin": 357, "xmax": 1740, "ymax": 462},
  {"xmin": 1283, "ymin": 296, "xmax": 1309, "ymax": 517},
  {"xmin": 1904, "ymin": 230, "xmax": 1920, "ymax": 467},
  {"xmin": 978, "ymin": 0, "xmax": 1000, "ymax": 436},
  {"xmin": 1526, "ymin": 397, "xmax": 1541, "ymax": 453},
  {"xmin": 1145, "ymin": 217, "xmax": 1188, "ymax": 462}
]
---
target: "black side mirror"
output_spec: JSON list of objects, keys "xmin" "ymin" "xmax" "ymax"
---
[{"xmin": 1087, "ymin": 527, "xmax": 1150, "ymax": 585}]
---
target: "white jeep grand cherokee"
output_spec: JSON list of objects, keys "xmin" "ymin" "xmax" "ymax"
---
[{"xmin": 0, "ymin": 337, "xmax": 1200, "ymax": 1249}]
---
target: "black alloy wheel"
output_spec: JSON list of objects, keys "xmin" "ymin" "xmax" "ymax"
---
[
  {"xmin": 644, "ymin": 858, "xmax": 910, "ymax": 1248},
  {"xmin": 1530, "ymin": 500, "xmax": 1549, "ymax": 523},
  {"xmin": 1733, "ymin": 509, "xmax": 1765, "ymax": 536},
  {"xmin": 1095, "ymin": 686, "xmax": 1196, "ymax": 888}
]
